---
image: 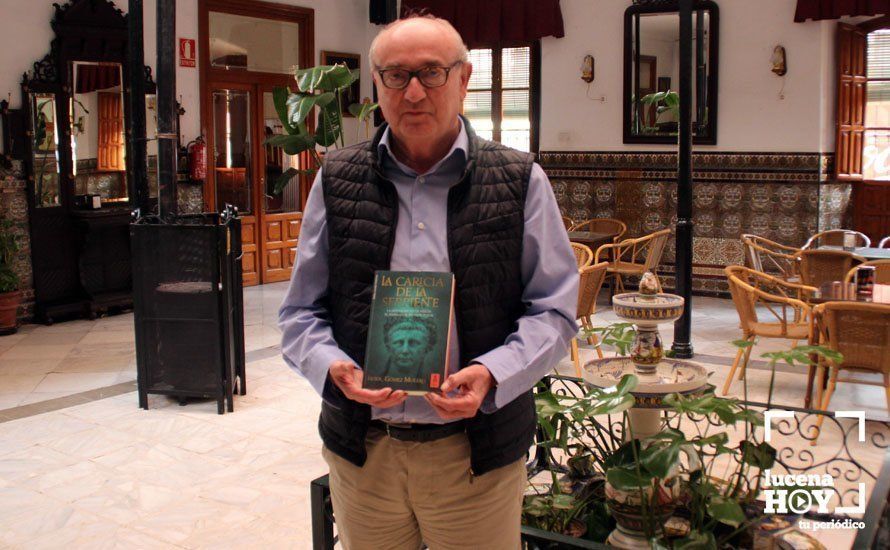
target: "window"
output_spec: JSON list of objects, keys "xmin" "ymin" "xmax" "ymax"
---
[
  {"xmin": 864, "ymin": 30, "xmax": 890, "ymax": 180},
  {"xmin": 463, "ymin": 45, "xmax": 539, "ymax": 152}
]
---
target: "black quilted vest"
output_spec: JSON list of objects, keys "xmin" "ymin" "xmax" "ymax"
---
[{"xmin": 318, "ymin": 118, "xmax": 537, "ymax": 476}]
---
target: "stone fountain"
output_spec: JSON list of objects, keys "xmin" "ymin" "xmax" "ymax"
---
[{"xmin": 582, "ymin": 272, "xmax": 710, "ymax": 548}]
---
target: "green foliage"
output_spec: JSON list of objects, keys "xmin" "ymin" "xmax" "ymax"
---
[
  {"xmin": 584, "ymin": 322, "xmax": 636, "ymax": 356},
  {"xmin": 639, "ymin": 90, "xmax": 680, "ymax": 131},
  {"xmin": 0, "ymin": 216, "xmax": 21, "ymax": 293},
  {"xmin": 264, "ymin": 64, "xmax": 379, "ymax": 195}
]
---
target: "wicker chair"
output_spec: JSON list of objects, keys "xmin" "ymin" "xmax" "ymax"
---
[
  {"xmin": 740, "ymin": 234, "xmax": 802, "ymax": 283},
  {"xmin": 811, "ymin": 302, "xmax": 890, "ymax": 441},
  {"xmin": 879, "ymin": 236, "xmax": 890, "ymax": 248},
  {"xmin": 570, "ymin": 218, "xmax": 628, "ymax": 245},
  {"xmin": 802, "ymin": 229, "xmax": 871, "ymax": 250},
  {"xmin": 594, "ymin": 229, "xmax": 670, "ymax": 293},
  {"xmin": 798, "ymin": 249, "xmax": 864, "ymax": 288},
  {"xmin": 844, "ymin": 260, "xmax": 890, "ymax": 285},
  {"xmin": 562, "ymin": 216, "xmax": 575, "ymax": 231},
  {"xmin": 571, "ymin": 242, "xmax": 594, "ymax": 269},
  {"xmin": 570, "ymin": 262, "xmax": 609, "ymax": 376},
  {"xmin": 723, "ymin": 266, "xmax": 816, "ymax": 397}
]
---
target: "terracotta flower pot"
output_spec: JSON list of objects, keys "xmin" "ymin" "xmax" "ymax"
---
[{"xmin": 0, "ymin": 290, "xmax": 22, "ymax": 335}]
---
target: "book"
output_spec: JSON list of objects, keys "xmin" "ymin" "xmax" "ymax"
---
[{"xmin": 362, "ymin": 270, "xmax": 455, "ymax": 395}]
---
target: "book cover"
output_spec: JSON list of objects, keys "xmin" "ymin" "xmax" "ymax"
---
[{"xmin": 362, "ymin": 270, "xmax": 455, "ymax": 395}]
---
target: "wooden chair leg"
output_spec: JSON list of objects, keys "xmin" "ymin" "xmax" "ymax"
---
[
  {"xmin": 583, "ymin": 315, "xmax": 604, "ymax": 359},
  {"xmin": 571, "ymin": 337, "xmax": 581, "ymax": 378},
  {"xmin": 812, "ymin": 367, "xmax": 839, "ymax": 444},
  {"xmin": 738, "ymin": 344, "xmax": 753, "ymax": 381},
  {"xmin": 722, "ymin": 345, "xmax": 746, "ymax": 395},
  {"xmin": 812, "ymin": 361, "xmax": 825, "ymax": 410},
  {"xmin": 804, "ymin": 364, "xmax": 815, "ymax": 409}
]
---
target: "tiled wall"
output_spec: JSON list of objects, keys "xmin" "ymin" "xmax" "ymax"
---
[
  {"xmin": 0, "ymin": 161, "xmax": 35, "ymax": 321},
  {"xmin": 539, "ymin": 151, "xmax": 853, "ymax": 296}
]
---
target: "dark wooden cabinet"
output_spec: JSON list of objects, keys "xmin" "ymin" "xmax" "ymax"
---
[{"xmin": 18, "ymin": 0, "xmax": 155, "ymax": 323}]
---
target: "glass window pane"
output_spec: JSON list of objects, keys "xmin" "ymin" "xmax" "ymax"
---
[
  {"xmin": 468, "ymin": 49, "xmax": 492, "ymax": 90},
  {"xmin": 213, "ymin": 90, "xmax": 252, "ymax": 213},
  {"xmin": 868, "ymin": 30, "xmax": 890, "ymax": 79},
  {"xmin": 502, "ymin": 47, "xmax": 530, "ymax": 88},
  {"xmin": 502, "ymin": 90, "xmax": 530, "ymax": 152},
  {"xmin": 464, "ymin": 91, "xmax": 492, "ymax": 138},
  {"xmin": 209, "ymin": 12, "xmax": 301, "ymax": 74},
  {"xmin": 867, "ymin": 81, "xmax": 890, "ymax": 128},
  {"xmin": 864, "ymin": 130, "xmax": 890, "ymax": 180},
  {"xmin": 262, "ymin": 91, "xmax": 301, "ymax": 214}
]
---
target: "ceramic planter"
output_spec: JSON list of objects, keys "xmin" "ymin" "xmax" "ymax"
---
[{"xmin": 0, "ymin": 290, "xmax": 22, "ymax": 335}]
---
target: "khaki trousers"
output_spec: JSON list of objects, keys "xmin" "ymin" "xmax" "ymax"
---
[{"xmin": 322, "ymin": 426, "xmax": 526, "ymax": 550}]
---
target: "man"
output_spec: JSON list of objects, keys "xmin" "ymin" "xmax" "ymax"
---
[
  {"xmin": 279, "ymin": 14, "xmax": 578, "ymax": 549},
  {"xmin": 382, "ymin": 316, "xmax": 437, "ymax": 380}
]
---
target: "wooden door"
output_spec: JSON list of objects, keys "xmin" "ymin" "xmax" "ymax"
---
[{"xmin": 256, "ymin": 86, "xmax": 304, "ymax": 283}]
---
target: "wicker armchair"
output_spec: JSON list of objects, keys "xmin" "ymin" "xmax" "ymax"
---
[
  {"xmin": 570, "ymin": 218, "xmax": 627, "ymax": 245},
  {"xmin": 811, "ymin": 302, "xmax": 890, "ymax": 440},
  {"xmin": 740, "ymin": 234, "xmax": 802, "ymax": 283},
  {"xmin": 723, "ymin": 266, "xmax": 816, "ymax": 397},
  {"xmin": 571, "ymin": 242, "xmax": 594, "ymax": 269},
  {"xmin": 844, "ymin": 260, "xmax": 890, "ymax": 285},
  {"xmin": 879, "ymin": 236, "xmax": 890, "ymax": 248},
  {"xmin": 798, "ymin": 249, "xmax": 864, "ymax": 288},
  {"xmin": 594, "ymin": 228, "xmax": 670, "ymax": 293},
  {"xmin": 561, "ymin": 216, "xmax": 575, "ymax": 231},
  {"xmin": 802, "ymin": 229, "xmax": 871, "ymax": 250},
  {"xmin": 570, "ymin": 262, "xmax": 609, "ymax": 376}
]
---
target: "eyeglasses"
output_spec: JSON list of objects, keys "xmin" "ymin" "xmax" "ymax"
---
[{"xmin": 376, "ymin": 62, "xmax": 462, "ymax": 90}]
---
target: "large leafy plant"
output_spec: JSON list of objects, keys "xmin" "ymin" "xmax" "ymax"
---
[
  {"xmin": 530, "ymin": 322, "xmax": 843, "ymax": 548},
  {"xmin": 265, "ymin": 64, "xmax": 378, "ymax": 195}
]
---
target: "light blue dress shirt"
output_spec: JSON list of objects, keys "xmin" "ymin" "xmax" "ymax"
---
[{"xmin": 278, "ymin": 119, "xmax": 579, "ymax": 424}]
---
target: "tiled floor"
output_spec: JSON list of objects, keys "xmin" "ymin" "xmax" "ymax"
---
[{"xmin": 0, "ymin": 283, "xmax": 885, "ymax": 548}]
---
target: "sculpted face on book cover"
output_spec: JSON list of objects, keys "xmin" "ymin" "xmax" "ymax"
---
[{"xmin": 381, "ymin": 316, "xmax": 438, "ymax": 383}]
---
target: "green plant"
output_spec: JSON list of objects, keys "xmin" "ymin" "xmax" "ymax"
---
[
  {"xmin": 532, "ymin": 326, "xmax": 844, "ymax": 548},
  {"xmin": 638, "ymin": 90, "xmax": 679, "ymax": 133},
  {"xmin": 0, "ymin": 216, "xmax": 21, "ymax": 293},
  {"xmin": 264, "ymin": 64, "xmax": 378, "ymax": 195}
]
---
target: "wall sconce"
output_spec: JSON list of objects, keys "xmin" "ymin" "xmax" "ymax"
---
[
  {"xmin": 580, "ymin": 55, "xmax": 594, "ymax": 83},
  {"xmin": 771, "ymin": 45, "xmax": 787, "ymax": 76}
]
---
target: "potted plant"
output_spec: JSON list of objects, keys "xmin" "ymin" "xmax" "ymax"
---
[
  {"xmin": 0, "ymin": 215, "xmax": 22, "ymax": 334},
  {"xmin": 264, "ymin": 64, "xmax": 378, "ymax": 195},
  {"xmin": 531, "ymin": 325, "xmax": 842, "ymax": 548}
]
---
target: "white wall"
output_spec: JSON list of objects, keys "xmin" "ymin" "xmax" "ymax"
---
[
  {"xmin": 1, "ymin": 0, "xmax": 376, "ymax": 150},
  {"xmin": 0, "ymin": 0, "xmax": 874, "ymax": 155},
  {"xmin": 540, "ymin": 0, "xmax": 844, "ymax": 152}
]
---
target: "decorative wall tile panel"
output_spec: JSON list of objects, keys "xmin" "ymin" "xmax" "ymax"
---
[
  {"xmin": 0, "ymin": 160, "xmax": 35, "ymax": 321},
  {"xmin": 539, "ymin": 151, "xmax": 850, "ymax": 296}
]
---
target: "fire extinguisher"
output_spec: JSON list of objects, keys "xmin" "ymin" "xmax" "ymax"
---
[{"xmin": 186, "ymin": 136, "xmax": 207, "ymax": 183}]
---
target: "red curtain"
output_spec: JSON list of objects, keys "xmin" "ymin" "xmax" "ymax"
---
[
  {"xmin": 795, "ymin": 0, "xmax": 890, "ymax": 22},
  {"xmin": 75, "ymin": 64, "xmax": 121, "ymax": 94},
  {"xmin": 401, "ymin": 0, "xmax": 564, "ymax": 47}
]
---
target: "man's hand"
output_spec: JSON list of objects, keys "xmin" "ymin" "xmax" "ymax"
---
[
  {"xmin": 329, "ymin": 360, "xmax": 408, "ymax": 408},
  {"xmin": 425, "ymin": 364, "xmax": 495, "ymax": 420}
]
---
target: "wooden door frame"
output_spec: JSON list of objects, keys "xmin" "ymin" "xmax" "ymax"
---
[
  {"xmin": 198, "ymin": 0, "xmax": 314, "ymax": 212},
  {"xmin": 852, "ymin": 18, "xmax": 890, "ymax": 239}
]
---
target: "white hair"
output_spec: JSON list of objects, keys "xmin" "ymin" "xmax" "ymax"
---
[{"xmin": 369, "ymin": 14, "xmax": 469, "ymax": 70}]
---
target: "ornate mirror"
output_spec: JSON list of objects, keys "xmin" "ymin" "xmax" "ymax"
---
[
  {"xmin": 70, "ymin": 61, "xmax": 128, "ymax": 204},
  {"xmin": 623, "ymin": 0, "xmax": 719, "ymax": 145}
]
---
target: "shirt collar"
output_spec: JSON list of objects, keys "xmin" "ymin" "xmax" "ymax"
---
[{"xmin": 377, "ymin": 118, "xmax": 468, "ymax": 176}]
